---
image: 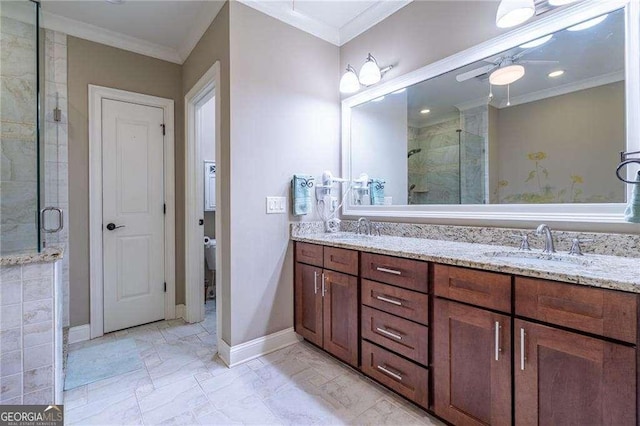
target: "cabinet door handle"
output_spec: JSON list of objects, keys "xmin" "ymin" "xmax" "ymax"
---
[
  {"xmin": 377, "ymin": 365, "xmax": 403, "ymax": 381},
  {"xmin": 321, "ymin": 273, "xmax": 326, "ymax": 297},
  {"xmin": 495, "ymin": 321, "xmax": 501, "ymax": 361},
  {"xmin": 376, "ymin": 267, "xmax": 402, "ymax": 276},
  {"xmin": 375, "ymin": 295, "xmax": 402, "ymax": 306},
  {"xmin": 520, "ymin": 328, "xmax": 526, "ymax": 371},
  {"xmin": 376, "ymin": 327, "xmax": 403, "ymax": 341},
  {"xmin": 313, "ymin": 271, "xmax": 318, "ymax": 295}
]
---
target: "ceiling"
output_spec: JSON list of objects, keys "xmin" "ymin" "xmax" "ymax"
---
[{"xmin": 39, "ymin": 0, "xmax": 412, "ymax": 64}]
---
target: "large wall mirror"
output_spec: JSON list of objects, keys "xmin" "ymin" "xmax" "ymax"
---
[{"xmin": 343, "ymin": 0, "xmax": 640, "ymax": 225}]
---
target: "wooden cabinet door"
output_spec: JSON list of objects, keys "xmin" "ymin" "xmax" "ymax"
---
[
  {"xmin": 434, "ymin": 299, "xmax": 512, "ymax": 426},
  {"xmin": 515, "ymin": 319, "xmax": 636, "ymax": 426},
  {"xmin": 323, "ymin": 270, "xmax": 359, "ymax": 367},
  {"xmin": 294, "ymin": 263, "xmax": 323, "ymax": 347}
]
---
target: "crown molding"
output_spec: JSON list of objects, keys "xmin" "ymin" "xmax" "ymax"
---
[
  {"xmin": 176, "ymin": 1, "xmax": 225, "ymax": 63},
  {"xmin": 41, "ymin": 11, "xmax": 183, "ymax": 64},
  {"xmin": 236, "ymin": 0, "xmax": 412, "ymax": 47},
  {"xmin": 339, "ymin": 0, "xmax": 412, "ymax": 45}
]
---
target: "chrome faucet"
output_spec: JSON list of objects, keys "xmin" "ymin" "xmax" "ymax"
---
[
  {"xmin": 357, "ymin": 217, "xmax": 371, "ymax": 235},
  {"xmin": 536, "ymin": 224, "xmax": 556, "ymax": 253}
]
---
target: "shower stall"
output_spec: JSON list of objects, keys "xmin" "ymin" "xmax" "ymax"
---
[
  {"xmin": 408, "ymin": 128, "xmax": 486, "ymax": 205},
  {"xmin": 1, "ymin": 0, "xmax": 67, "ymax": 256}
]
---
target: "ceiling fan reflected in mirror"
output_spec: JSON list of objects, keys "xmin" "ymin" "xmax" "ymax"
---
[{"xmin": 455, "ymin": 50, "xmax": 558, "ymax": 85}]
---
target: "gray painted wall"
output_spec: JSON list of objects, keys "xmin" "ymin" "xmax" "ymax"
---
[{"xmin": 228, "ymin": 2, "xmax": 340, "ymax": 345}]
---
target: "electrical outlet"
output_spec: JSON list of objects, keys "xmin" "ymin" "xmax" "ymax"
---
[{"xmin": 266, "ymin": 196, "xmax": 286, "ymax": 214}]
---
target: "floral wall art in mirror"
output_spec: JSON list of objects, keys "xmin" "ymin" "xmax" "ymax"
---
[{"xmin": 342, "ymin": 0, "xmax": 640, "ymax": 227}]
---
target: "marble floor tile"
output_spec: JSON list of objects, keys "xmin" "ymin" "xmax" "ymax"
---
[{"xmin": 63, "ymin": 302, "xmax": 441, "ymax": 426}]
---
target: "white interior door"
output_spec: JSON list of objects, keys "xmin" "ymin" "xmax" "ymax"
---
[{"xmin": 102, "ymin": 99, "xmax": 165, "ymax": 333}]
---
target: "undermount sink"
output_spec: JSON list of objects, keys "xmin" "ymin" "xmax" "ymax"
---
[{"xmin": 483, "ymin": 251, "xmax": 593, "ymax": 267}]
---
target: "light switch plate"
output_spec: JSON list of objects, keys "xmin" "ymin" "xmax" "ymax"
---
[{"xmin": 266, "ymin": 196, "xmax": 286, "ymax": 214}]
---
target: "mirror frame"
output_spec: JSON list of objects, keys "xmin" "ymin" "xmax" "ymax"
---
[{"xmin": 341, "ymin": 0, "xmax": 640, "ymax": 228}]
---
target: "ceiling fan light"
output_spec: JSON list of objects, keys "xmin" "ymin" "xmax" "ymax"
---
[
  {"xmin": 496, "ymin": 0, "xmax": 536, "ymax": 28},
  {"xmin": 359, "ymin": 54, "xmax": 382, "ymax": 86},
  {"xmin": 339, "ymin": 65, "xmax": 360, "ymax": 94},
  {"xmin": 567, "ymin": 14, "xmax": 608, "ymax": 31},
  {"xmin": 489, "ymin": 64, "xmax": 525, "ymax": 85},
  {"xmin": 548, "ymin": 0, "xmax": 578, "ymax": 5}
]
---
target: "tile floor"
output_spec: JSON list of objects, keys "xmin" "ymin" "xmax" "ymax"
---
[{"xmin": 64, "ymin": 303, "xmax": 442, "ymax": 425}]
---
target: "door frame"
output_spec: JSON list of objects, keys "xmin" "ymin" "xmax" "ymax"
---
[
  {"xmin": 184, "ymin": 62, "xmax": 221, "ymax": 337},
  {"xmin": 88, "ymin": 85, "xmax": 176, "ymax": 339}
]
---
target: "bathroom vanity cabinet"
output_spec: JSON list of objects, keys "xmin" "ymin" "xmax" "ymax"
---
[
  {"xmin": 294, "ymin": 243, "xmax": 359, "ymax": 367},
  {"xmin": 293, "ymin": 241, "xmax": 639, "ymax": 425}
]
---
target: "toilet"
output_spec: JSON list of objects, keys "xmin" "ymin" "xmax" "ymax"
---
[{"xmin": 204, "ymin": 236, "xmax": 216, "ymax": 271}]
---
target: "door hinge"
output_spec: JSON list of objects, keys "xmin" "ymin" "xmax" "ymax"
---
[
  {"xmin": 164, "ymin": 282, "xmax": 167, "ymax": 292},
  {"xmin": 163, "ymin": 203, "xmax": 166, "ymax": 214},
  {"xmin": 161, "ymin": 123, "xmax": 166, "ymax": 135}
]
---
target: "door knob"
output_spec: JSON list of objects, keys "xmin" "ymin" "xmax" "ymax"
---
[{"xmin": 106, "ymin": 223, "xmax": 125, "ymax": 231}]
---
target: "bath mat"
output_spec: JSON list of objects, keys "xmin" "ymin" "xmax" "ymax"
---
[{"xmin": 64, "ymin": 338, "xmax": 143, "ymax": 390}]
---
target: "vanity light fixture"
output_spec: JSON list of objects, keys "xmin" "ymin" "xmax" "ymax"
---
[
  {"xmin": 339, "ymin": 65, "xmax": 360, "ymax": 94},
  {"xmin": 489, "ymin": 64, "xmax": 525, "ymax": 85},
  {"xmin": 420, "ymin": 109, "xmax": 431, "ymax": 114},
  {"xmin": 567, "ymin": 14, "xmax": 608, "ymax": 31},
  {"xmin": 548, "ymin": 69, "xmax": 565, "ymax": 78},
  {"xmin": 519, "ymin": 34, "xmax": 553, "ymax": 49},
  {"xmin": 359, "ymin": 54, "xmax": 382, "ymax": 85},
  {"xmin": 495, "ymin": 0, "xmax": 536, "ymax": 28}
]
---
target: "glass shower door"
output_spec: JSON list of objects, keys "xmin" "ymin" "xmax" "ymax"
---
[{"xmin": 0, "ymin": 0, "xmax": 41, "ymax": 255}]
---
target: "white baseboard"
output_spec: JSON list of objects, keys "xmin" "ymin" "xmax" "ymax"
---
[
  {"xmin": 175, "ymin": 304, "xmax": 185, "ymax": 319},
  {"xmin": 218, "ymin": 328, "xmax": 302, "ymax": 368},
  {"xmin": 68, "ymin": 324, "xmax": 91, "ymax": 344}
]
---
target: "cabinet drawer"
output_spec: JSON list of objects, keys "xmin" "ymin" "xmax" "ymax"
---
[
  {"xmin": 515, "ymin": 277, "xmax": 638, "ymax": 344},
  {"xmin": 362, "ymin": 305, "xmax": 429, "ymax": 366},
  {"xmin": 361, "ymin": 253, "xmax": 428, "ymax": 293},
  {"xmin": 362, "ymin": 280, "xmax": 429, "ymax": 325},
  {"xmin": 323, "ymin": 247, "xmax": 358, "ymax": 276},
  {"xmin": 434, "ymin": 264, "xmax": 511, "ymax": 313},
  {"xmin": 361, "ymin": 340, "xmax": 429, "ymax": 409},
  {"xmin": 295, "ymin": 242, "xmax": 323, "ymax": 267}
]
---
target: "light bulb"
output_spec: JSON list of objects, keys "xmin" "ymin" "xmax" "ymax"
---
[
  {"xmin": 495, "ymin": 0, "xmax": 536, "ymax": 28},
  {"xmin": 548, "ymin": 70, "xmax": 565, "ymax": 78},
  {"xmin": 339, "ymin": 65, "xmax": 360, "ymax": 94},
  {"xmin": 519, "ymin": 34, "xmax": 553, "ymax": 49},
  {"xmin": 489, "ymin": 64, "xmax": 525, "ymax": 86},
  {"xmin": 359, "ymin": 54, "xmax": 381, "ymax": 86}
]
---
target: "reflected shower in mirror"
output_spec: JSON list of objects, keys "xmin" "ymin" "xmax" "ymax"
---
[{"xmin": 350, "ymin": 9, "xmax": 626, "ymax": 206}]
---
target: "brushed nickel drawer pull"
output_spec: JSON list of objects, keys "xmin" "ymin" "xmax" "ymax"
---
[
  {"xmin": 520, "ymin": 328, "xmax": 526, "ymax": 371},
  {"xmin": 376, "ymin": 267, "xmax": 402, "ymax": 276},
  {"xmin": 377, "ymin": 365, "xmax": 403, "ymax": 381},
  {"xmin": 321, "ymin": 273, "xmax": 326, "ymax": 297},
  {"xmin": 495, "ymin": 321, "xmax": 501, "ymax": 361},
  {"xmin": 313, "ymin": 271, "xmax": 318, "ymax": 295},
  {"xmin": 376, "ymin": 327, "xmax": 403, "ymax": 340},
  {"xmin": 376, "ymin": 295, "xmax": 403, "ymax": 306}
]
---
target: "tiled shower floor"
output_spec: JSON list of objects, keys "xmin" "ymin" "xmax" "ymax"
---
[{"xmin": 63, "ymin": 303, "xmax": 441, "ymax": 425}]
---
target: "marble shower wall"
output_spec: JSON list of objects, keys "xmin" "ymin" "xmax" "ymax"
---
[
  {"xmin": 0, "ymin": 14, "xmax": 39, "ymax": 255},
  {"xmin": 42, "ymin": 29, "xmax": 69, "ymax": 327}
]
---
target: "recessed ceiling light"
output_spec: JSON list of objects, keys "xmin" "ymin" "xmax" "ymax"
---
[
  {"xmin": 420, "ymin": 109, "xmax": 431, "ymax": 114},
  {"xmin": 519, "ymin": 34, "xmax": 553, "ymax": 49},
  {"xmin": 372, "ymin": 96, "xmax": 385, "ymax": 102},
  {"xmin": 392, "ymin": 88, "xmax": 406, "ymax": 94},
  {"xmin": 548, "ymin": 70, "xmax": 565, "ymax": 78},
  {"xmin": 567, "ymin": 14, "xmax": 608, "ymax": 31}
]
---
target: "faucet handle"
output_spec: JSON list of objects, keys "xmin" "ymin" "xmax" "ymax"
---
[
  {"xmin": 510, "ymin": 234, "xmax": 531, "ymax": 251},
  {"xmin": 568, "ymin": 238, "xmax": 594, "ymax": 256}
]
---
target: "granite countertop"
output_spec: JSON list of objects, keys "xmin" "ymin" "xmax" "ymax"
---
[
  {"xmin": 292, "ymin": 232, "xmax": 640, "ymax": 294},
  {"xmin": 0, "ymin": 247, "xmax": 64, "ymax": 266}
]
